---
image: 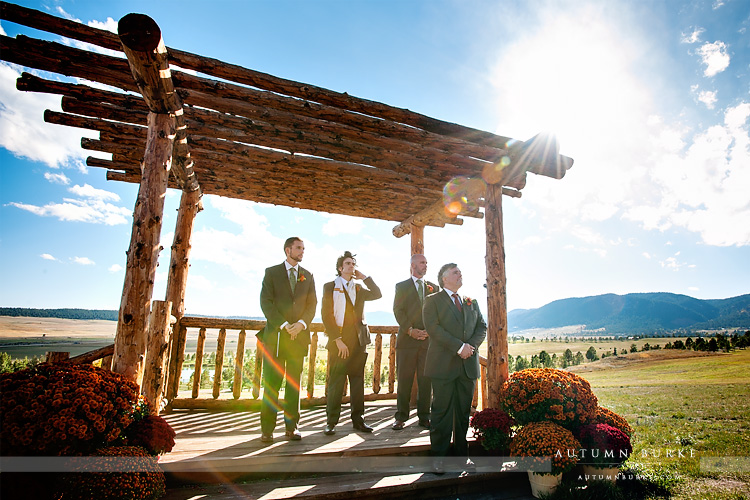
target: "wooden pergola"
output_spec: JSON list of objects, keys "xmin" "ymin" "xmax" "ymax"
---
[{"xmin": 0, "ymin": 2, "xmax": 573, "ymax": 409}]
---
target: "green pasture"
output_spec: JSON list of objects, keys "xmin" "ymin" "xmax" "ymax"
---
[{"xmin": 569, "ymin": 349, "xmax": 750, "ymax": 500}]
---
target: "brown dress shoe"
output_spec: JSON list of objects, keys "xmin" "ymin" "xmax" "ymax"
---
[
  {"xmin": 392, "ymin": 420, "xmax": 405, "ymax": 430},
  {"xmin": 353, "ymin": 421, "xmax": 373, "ymax": 433},
  {"xmin": 418, "ymin": 419, "xmax": 430, "ymax": 428},
  {"xmin": 285, "ymin": 429, "xmax": 302, "ymax": 440}
]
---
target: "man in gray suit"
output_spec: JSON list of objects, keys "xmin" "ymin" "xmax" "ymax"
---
[
  {"xmin": 392, "ymin": 254, "xmax": 436, "ymax": 430},
  {"xmin": 423, "ymin": 263, "xmax": 486, "ymax": 462},
  {"xmin": 259, "ymin": 237, "xmax": 317, "ymax": 443}
]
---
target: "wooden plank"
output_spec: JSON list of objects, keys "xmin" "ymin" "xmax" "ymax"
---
[
  {"xmin": 142, "ymin": 300, "xmax": 172, "ymax": 414},
  {"xmin": 192, "ymin": 327, "xmax": 207, "ymax": 399},
  {"xmin": 233, "ymin": 329, "xmax": 247, "ymax": 400},
  {"xmin": 213, "ymin": 328, "xmax": 227, "ymax": 399}
]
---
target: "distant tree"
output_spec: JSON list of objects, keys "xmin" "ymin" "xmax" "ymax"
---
[
  {"xmin": 551, "ymin": 353, "xmax": 558, "ymax": 367},
  {"xmin": 694, "ymin": 337, "xmax": 707, "ymax": 351},
  {"xmin": 539, "ymin": 350, "xmax": 552, "ymax": 367},
  {"xmin": 585, "ymin": 346, "xmax": 599, "ymax": 362},
  {"xmin": 630, "ymin": 344, "xmax": 638, "ymax": 353},
  {"xmin": 574, "ymin": 351, "xmax": 584, "ymax": 365},
  {"xmin": 642, "ymin": 343, "xmax": 651, "ymax": 351},
  {"xmin": 530, "ymin": 354, "xmax": 540, "ymax": 368},
  {"xmin": 664, "ymin": 342, "xmax": 673, "ymax": 349},
  {"xmin": 708, "ymin": 338, "xmax": 718, "ymax": 352},
  {"xmin": 563, "ymin": 349, "xmax": 574, "ymax": 364},
  {"xmin": 613, "ymin": 347, "xmax": 618, "ymax": 356},
  {"xmin": 515, "ymin": 355, "xmax": 529, "ymax": 371},
  {"xmin": 685, "ymin": 337, "xmax": 694, "ymax": 349},
  {"xmin": 673, "ymin": 340, "xmax": 685, "ymax": 349}
]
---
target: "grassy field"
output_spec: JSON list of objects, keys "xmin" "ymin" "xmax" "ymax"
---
[{"xmin": 567, "ymin": 349, "xmax": 750, "ymax": 500}]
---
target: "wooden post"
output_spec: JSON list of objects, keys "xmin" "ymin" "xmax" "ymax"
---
[
  {"xmin": 165, "ymin": 188, "xmax": 201, "ymax": 401},
  {"xmin": 252, "ymin": 338, "xmax": 263, "ymax": 399},
  {"xmin": 112, "ymin": 111, "xmax": 173, "ymax": 385},
  {"xmin": 142, "ymin": 300, "xmax": 172, "ymax": 414},
  {"xmin": 484, "ymin": 182, "xmax": 509, "ymax": 407},
  {"xmin": 372, "ymin": 333, "xmax": 382, "ymax": 394},
  {"xmin": 213, "ymin": 328, "xmax": 226, "ymax": 399},
  {"xmin": 192, "ymin": 327, "xmax": 206, "ymax": 399},
  {"xmin": 388, "ymin": 333, "xmax": 396, "ymax": 393},
  {"xmin": 46, "ymin": 352, "xmax": 69, "ymax": 363},
  {"xmin": 410, "ymin": 224, "xmax": 424, "ymax": 255},
  {"xmin": 307, "ymin": 331, "xmax": 318, "ymax": 399},
  {"xmin": 233, "ymin": 329, "xmax": 246, "ymax": 400}
]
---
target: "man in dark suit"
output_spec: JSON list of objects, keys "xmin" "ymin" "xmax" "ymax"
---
[
  {"xmin": 259, "ymin": 237, "xmax": 317, "ymax": 443},
  {"xmin": 321, "ymin": 251, "xmax": 381, "ymax": 435},
  {"xmin": 392, "ymin": 254, "xmax": 436, "ymax": 430},
  {"xmin": 423, "ymin": 263, "xmax": 486, "ymax": 462}
]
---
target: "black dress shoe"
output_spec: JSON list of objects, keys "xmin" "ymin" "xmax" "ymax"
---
[
  {"xmin": 260, "ymin": 433, "xmax": 274, "ymax": 443},
  {"xmin": 323, "ymin": 425, "xmax": 336, "ymax": 435},
  {"xmin": 285, "ymin": 429, "xmax": 302, "ymax": 440},
  {"xmin": 392, "ymin": 420, "xmax": 405, "ymax": 430},
  {"xmin": 418, "ymin": 419, "xmax": 430, "ymax": 428},
  {"xmin": 353, "ymin": 421, "xmax": 373, "ymax": 433}
]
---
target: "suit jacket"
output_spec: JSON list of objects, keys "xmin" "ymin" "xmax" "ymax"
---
[
  {"xmin": 423, "ymin": 290, "xmax": 486, "ymax": 380},
  {"xmin": 393, "ymin": 277, "xmax": 437, "ymax": 349},
  {"xmin": 259, "ymin": 262, "xmax": 317, "ymax": 357},
  {"xmin": 322, "ymin": 277, "xmax": 382, "ymax": 350}
]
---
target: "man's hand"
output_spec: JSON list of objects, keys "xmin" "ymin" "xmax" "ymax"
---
[
  {"xmin": 353, "ymin": 269, "xmax": 366, "ymax": 280},
  {"xmin": 458, "ymin": 343, "xmax": 475, "ymax": 359},
  {"xmin": 336, "ymin": 338, "xmax": 350, "ymax": 359},
  {"xmin": 285, "ymin": 321, "xmax": 304, "ymax": 340},
  {"xmin": 409, "ymin": 328, "xmax": 429, "ymax": 341}
]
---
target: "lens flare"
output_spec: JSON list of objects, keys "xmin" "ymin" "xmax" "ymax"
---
[{"xmin": 443, "ymin": 177, "xmax": 486, "ymax": 216}]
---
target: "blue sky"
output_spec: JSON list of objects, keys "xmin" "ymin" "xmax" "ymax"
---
[{"xmin": 0, "ymin": 0, "xmax": 748, "ymax": 323}]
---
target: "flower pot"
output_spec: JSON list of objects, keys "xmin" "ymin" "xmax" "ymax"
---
[
  {"xmin": 527, "ymin": 471, "xmax": 562, "ymax": 498},
  {"xmin": 582, "ymin": 464, "xmax": 620, "ymax": 482}
]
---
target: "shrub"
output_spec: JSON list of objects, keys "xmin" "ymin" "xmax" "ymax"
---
[
  {"xmin": 577, "ymin": 423, "xmax": 632, "ymax": 467},
  {"xmin": 60, "ymin": 445, "xmax": 165, "ymax": 500},
  {"xmin": 510, "ymin": 421, "xmax": 581, "ymax": 475},
  {"xmin": 470, "ymin": 408, "xmax": 515, "ymax": 452},
  {"xmin": 126, "ymin": 414, "xmax": 176, "ymax": 455},
  {"xmin": 0, "ymin": 363, "xmax": 140, "ymax": 456},
  {"xmin": 593, "ymin": 406, "xmax": 634, "ymax": 437},
  {"xmin": 499, "ymin": 368, "xmax": 598, "ymax": 430}
]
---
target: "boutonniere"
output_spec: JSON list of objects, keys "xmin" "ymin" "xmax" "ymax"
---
[
  {"xmin": 426, "ymin": 284, "xmax": 434, "ymax": 293},
  {"xmin": 298, "ymin": 273, "xmax": 306, "ymax": 283},
  {"xmin": 464, "ymin": 296, "xmax": 474, "ymax": 306}
]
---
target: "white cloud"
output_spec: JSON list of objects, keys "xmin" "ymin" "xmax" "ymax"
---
[
  {"xmin": 681, "ymin": 28, "xmax": 704, "ymax": 44},
  {"xmin": 0, "ymin": 22, "xmax": 6, "ymax": 36},
  {"xmin": 40, "ymin": 253, "xmax": 58, "ymax": 261},
  {"xmin": 45, "ymin": 172, "xmax": 70, "ymax": 185},
  {"xmin": 0, "ymin": 63, "xmax": 98, "ymax": 168},
  {"xmin": 108, "ymin": 264, "xmax": 123, "ymax": 273},
  {"xmin": 8, "ymin": 198, "xmax": 131, "ymax": 225},
  {"xmin": 697, "ymin": 41, "xmax": 730, "ymax": 77},
  {"xmin": 692, "ymin": 87, "xmax": 718, "ymax": 109},
  {"xmin": 642, "ymin": 252, "xmax": 651, "ymax": 259},
  {"xmin": 321, "ymin": 214, "xmax": 364, "ymax": 236},
  {"xmin": 68, "ymin": 184, "xmax": 120, "ymax": 201},
  {"xmin": 72, "ymin": 256, "xmax": 95, "ymax": 266}
]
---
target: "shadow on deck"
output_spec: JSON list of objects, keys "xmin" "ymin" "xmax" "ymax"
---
[{"xmin": 160, "ymin": 402, "xmax": 536, "ymax": 500}]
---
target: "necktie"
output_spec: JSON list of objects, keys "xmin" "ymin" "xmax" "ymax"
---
[
  {"xmin": 416, "ymin": 279, "xmax": 424, "ymax": 303},
  {"xmin": 452, "ymin": 293, "xmax": 462, "ymax": 312},
  {"xmin": 289, "ymin": 267, "xmax": 297, "ymax": 293}
]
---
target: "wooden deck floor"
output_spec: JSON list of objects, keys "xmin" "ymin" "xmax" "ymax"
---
[{"xmin": 160, "ymin": 402, "xmax": 536, "ymax": 499}]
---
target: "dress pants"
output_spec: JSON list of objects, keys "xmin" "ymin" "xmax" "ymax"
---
[
  {"xmin": 429, "ymin": 372, "xmax": 476, "ymax": 456},
  {"xmin": 326, "ymin": 347, "xmax": 368, "ymax": 426},
  {"xmin": 394, "ymin": 345, "xmax": 431, "ymax": 422},
  {"xmin": 260, "ymin": 348, "xmax": 303, "ymax": 434}
]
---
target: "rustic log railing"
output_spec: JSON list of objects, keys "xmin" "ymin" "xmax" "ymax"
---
[{"xmin": 167, "ymin": 316, "xmax": 489, "ymax": 411}]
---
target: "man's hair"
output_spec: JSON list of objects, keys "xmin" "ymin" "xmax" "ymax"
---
[
  {"xmin": 336, "ymin": 251, "xmax": 356, "ymax": 276},
  {"xmin": 437, "ymin": 263, "xmax": 457, "ymax": 288},
  {"xmin": 284, "ymin": 237, "xmax": 302, "ymax": 252}
]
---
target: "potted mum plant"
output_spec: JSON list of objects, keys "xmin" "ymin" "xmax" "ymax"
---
[
  {"xmin": 577, "ymin": 422, "xmax": 632, "ymax": 482},
  {"xmin": 470, "ymin": 408, "xmax": 514, "ymax": 453},
  {"xmin": 510, "ymin": 421, "xmax": 581, "ymax": 498}
]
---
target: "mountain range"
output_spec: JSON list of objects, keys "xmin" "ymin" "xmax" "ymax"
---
[
  {"xmin": 3, "ymin": 292, "xmax": 749, "ymax": 334},
  {"xmin": 508, "ymin": 292, "xmax": 750, "ymax": 333}
]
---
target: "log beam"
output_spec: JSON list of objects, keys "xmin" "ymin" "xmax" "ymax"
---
[{"xmin": 142, "ymin": 300, "xmax": 173, "ymax": 415}]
